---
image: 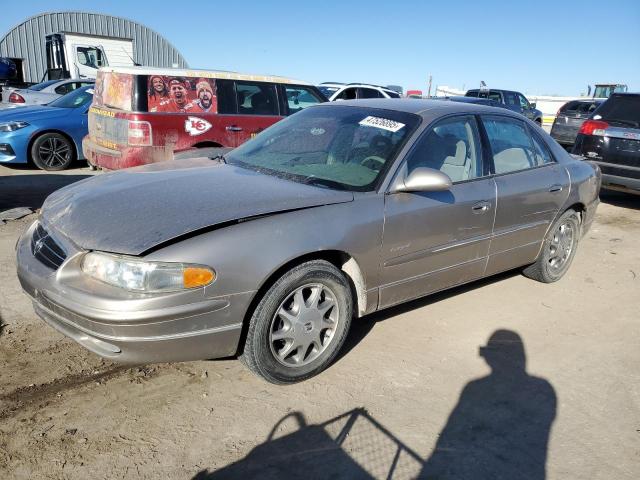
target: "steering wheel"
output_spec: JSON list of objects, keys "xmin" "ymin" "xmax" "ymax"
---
[{"xmin": 360, "ymin": 155, "xmax": 386, "ymax": 171}]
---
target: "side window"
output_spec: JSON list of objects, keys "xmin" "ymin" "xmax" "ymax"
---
[
  {"xmin": 406, "ymin": 115, "xmax": 482, "ymax": 183},
  {"xmin": 482, "ymin": 116, "xmax": 537, "ymax": 174},
  {"xmin": 284, "ymin": 86, "xmax": 323, "ymax": 114},
  {"xmin": 54, "ymin": 83, "xmax": 73, "ymax": 95},
  {"xmin": 76, "ymin": 47, "xmax": 106, "ymax": 68},
  {"xmin": 518, "ymin": 94, "xmax": 530, "ymax": 110},
  {"xmin": 504, "ymin": 92, "xmax": 519, "ymax": 106},
  {"xmin": 465, "ymin": 91, "xmax": 478, "ymax": 98},
  {"xmin": 528, "ymin": 128, "xmax": 554, "ymax": 165},
  {"xmin": 216, "ymin": 79, "xmax": 236, "ymax": 114},
  {"xmin": 336, "ymin": 87, "xmax": 357, "ymax": 100},
  {"xmin": 235, "ymin": 82, "xmax": 278, "ymax": 115},
  {"xmin": 358, "ymin": 88, "xmax": 383, "ymax": 99},
  {"xmin": 386, "ymin": 90, "xmax": 401, "ymax": 98},
  {"xmin": 488, "ymin": 91, "xmax": 502, "ymax": 102}
]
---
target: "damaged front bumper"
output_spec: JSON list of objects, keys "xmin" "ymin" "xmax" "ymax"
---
[{"xmin": 16, "ymin": 221, "xmax": 250, "ymax": 364}]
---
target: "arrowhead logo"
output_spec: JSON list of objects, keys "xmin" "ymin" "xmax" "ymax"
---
[{"xmin": 185, "ymin": 117, "xmax": 212, "ymax": 136}]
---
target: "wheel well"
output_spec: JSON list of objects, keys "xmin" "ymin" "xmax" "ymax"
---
[
  {"xmin": 235, "ymin": 250, "xmax": 367, "ymax": 357},
  {"xmin": 27, "ymin": 130, "xmax": 78, "ymax": 164},
  {"xmin": 192, "ymin": 141, "xmax": 223, "ymax": 149},
  {"xmin": 535, "ymin": 118, "xmax": 542, "ymax": 125},
  {"xmin": 565, "ymin": 202, "xmax": 586, "ymax": 224}
]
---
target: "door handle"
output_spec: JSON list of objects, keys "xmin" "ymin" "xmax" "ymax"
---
[
  {"xmin": 472, "ymin": 201, "xmax": 491, "ymax": 214},
  {"xmin": 226, "ymin": 125, "xmax": 243, "ymax": 132},
  {"xmin": 549, "ymin": 184, "xmax": 563, "ymax": 193}
]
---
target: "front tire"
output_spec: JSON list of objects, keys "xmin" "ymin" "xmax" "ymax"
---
[
  {"xmin": 523, "ymin": 209, "xmax": 581, "ymax": 283},
  {"xmin": 31, "ymin": 133, "xmax": 75, "ymax": 171},
  {"xmin": 240, "ymin": 260, "xmax": 353, "ymax": 384}
]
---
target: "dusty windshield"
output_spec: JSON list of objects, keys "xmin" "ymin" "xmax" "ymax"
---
[{"xmin": 226, "ymin": 105, "xmax": 420, "ymax": 191}]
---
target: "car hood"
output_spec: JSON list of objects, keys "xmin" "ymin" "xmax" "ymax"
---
[
  {"xmin": 0, "ymin": 105, "xmax": 66, "ymax": 121},
  {"xmin": 41, "ymin": 158, "xmax": 354, "ymax": 255}
]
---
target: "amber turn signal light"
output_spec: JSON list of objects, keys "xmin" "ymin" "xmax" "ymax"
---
[{"xmin": 183, "ymin": 267, "xmax": 215, "ymax": 288}]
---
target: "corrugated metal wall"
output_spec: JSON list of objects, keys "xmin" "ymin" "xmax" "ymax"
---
[{"xmin": 0, "ymin": 11, "xmax": 188, "ymax": 83}]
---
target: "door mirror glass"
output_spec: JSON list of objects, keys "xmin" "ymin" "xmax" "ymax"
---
[{"xmin": 392, "ymin": 167, "xmax": 452, "ymax": 193}]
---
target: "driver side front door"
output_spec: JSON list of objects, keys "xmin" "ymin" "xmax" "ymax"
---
[{"xmin": 380, "ymin": 115, "xmax": 496, "ymax": 308}]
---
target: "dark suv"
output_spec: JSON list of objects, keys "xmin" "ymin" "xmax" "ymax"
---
[
  {"xmin": 466, "ymin": 89, "xmax": 543, "ymax": 124},
  {"xmin": 551, "ymin": 99, "xmax": 603, "ymax": 148},
  {"xmin": 573, "ymin": 93, "xmax": 640, "ymax": 195}
]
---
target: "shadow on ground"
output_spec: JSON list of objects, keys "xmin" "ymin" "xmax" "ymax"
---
[
  {"xmin": 600, "ymin": 190, "xmax": 639, "ymax": 210},
  {"xmin": 0, "ymin": 172, "xmax": 92, "ymax": 212},
  {"xmin": 194, "ymin": 330, "xmax": 556, "ymax": 480},
  {"xmin": 337, "ymin": 270, "xmax": 521, "ymax": 363}
]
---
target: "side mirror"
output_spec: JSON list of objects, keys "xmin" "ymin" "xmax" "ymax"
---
[
  {"xmin": 530, "ymin": 102, "xmax": 536, "ymax": 109},
  {"xmin": 392, "ymin": 167, "xmax": 452, "ymax": 193}
]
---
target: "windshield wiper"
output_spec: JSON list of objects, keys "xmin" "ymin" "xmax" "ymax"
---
[
  {"xmin": 209, "ymin": 154, "xmax": 227, "ymax": 164},
  {"xmin": 303, "ymin": 177, "xmax": 347, "ymax": 190}
]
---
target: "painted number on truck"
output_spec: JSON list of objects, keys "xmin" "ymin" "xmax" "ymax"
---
[{"xmin": 185, "ymin": 117, "xmax": 212, "ymax": 136}]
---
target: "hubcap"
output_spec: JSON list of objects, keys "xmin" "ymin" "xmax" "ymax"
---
[
  {"xmin": 38, "ymin": 137, "xmax": 70, "ymax": 168},
  {"xmin": 269, "ymin": 283, "xmax": 339, "ymax": 368},
  {"xmin": 548, "ymin": 221, "xmax": 575, "ymax": 274}
]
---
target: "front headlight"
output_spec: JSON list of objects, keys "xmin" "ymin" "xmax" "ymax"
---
[
  {"xmin": 0, "ymin": 121, "xmax": 29, "ymax": 132},
  {"xmin": 81, "ymin": 252, "xmax": 215, "ymax": 293}
]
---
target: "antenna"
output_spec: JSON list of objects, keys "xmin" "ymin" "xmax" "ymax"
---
[{"xmin": 121, "ymin": 47, "xmax": 141, "ymax": 67}]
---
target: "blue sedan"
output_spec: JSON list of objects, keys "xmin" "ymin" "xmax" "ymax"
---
[{"xmin": 0, "ymin": 85, "xmax": 93, "ymax": 170}]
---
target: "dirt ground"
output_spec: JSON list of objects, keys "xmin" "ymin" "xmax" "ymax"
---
[{"xmin": 0, "ymin": 164, "xmax": 638, "ymax": 479}]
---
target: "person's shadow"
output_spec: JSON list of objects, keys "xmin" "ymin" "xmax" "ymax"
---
[{"xmin": 419, "ymin": 329, "xmax": 556, "ymax": 480}]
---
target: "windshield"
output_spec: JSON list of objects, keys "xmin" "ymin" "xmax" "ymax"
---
[
  {"xmin": 318, "ymin": 86, "xmax": 340, "ymax": 99},
  {"xmin": 28, "ymin": 80, "xmax": 60, "ymax": 91},
  {"xmin": 48, "ymin": 87, "xmax": 94, "ymax": 108},
  {"xmin": 225, "ymin": 105, "xmax": 420, "ymax": 191}
]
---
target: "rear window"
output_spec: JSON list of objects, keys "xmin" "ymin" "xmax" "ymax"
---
[
  {"xmin": 465, "ymin": 90, "xmax": 479, "ymax": 97},
  {"xmin": 93, "ymin": 71, "xmax": 134, "ymax": 111},
  {"xmin": 593, "ymin": 95, "xmax": 640, "ymax": 126},
  {"xmin": 28, "ymin": 80, "xmax": 59, "ymax": 91}
]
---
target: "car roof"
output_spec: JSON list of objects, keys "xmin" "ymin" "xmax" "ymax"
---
[
  {"xmin": 316, "ymin": 98, "xmax": 524, "ymax": 119},
  {"xmin": 99, "ymin": 66, "xmax": 311, "ymax": 85}
]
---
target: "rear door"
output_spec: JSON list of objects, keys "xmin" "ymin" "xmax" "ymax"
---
[
  {"xmin": 380, "ymin": 115, "xmax": 496, "ymax": 308},
  {"xmin": 216, "ymin": 80, "xmax": 283, "ymax": 146},
  {"xmin": 480, "ymin": 115, "xmax": 570, "ymax": 276}
]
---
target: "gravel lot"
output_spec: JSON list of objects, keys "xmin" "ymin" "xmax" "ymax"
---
[{"xmin": 0, "ymin": 164, "xmax": 638, "ymax": 479}]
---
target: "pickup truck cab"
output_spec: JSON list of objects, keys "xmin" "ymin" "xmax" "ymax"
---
[{"xmin": 465, "ymin": 88, "xmax": 543, "ymax": 124}]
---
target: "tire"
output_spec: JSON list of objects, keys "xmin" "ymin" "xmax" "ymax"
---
[
  {"xmin": 240, "ymin": 260, "xmax": 353, "ymax": 384},
  {"xmin": 31, "ymin": 133, "xmax": 75, "ymax": 171},
  {"xmin": 523, "ymin": 209, "xmax": 581, "ymax": 283}
]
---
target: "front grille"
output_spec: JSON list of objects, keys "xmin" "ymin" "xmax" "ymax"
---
[{"xmin": 31, "ymin": 224, "xmax": 67, "ymax": 270}]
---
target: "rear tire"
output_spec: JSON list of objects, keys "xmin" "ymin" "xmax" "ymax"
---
[
  {"xmin": 31, "ymin": 133, "xmax": 74, "ymax": 171},
  {"xmin": 523, "ymin": 209, "xmax": 581, "ymax": 283},
  {"xmin": 240, "ymin": 260, "xmax": 352, "ymax": 384}
]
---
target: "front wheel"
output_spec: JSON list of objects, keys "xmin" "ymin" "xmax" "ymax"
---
[
  {"xmin": 31, "ymin": 133, "xmax": 75, "ymax": 171},
  {"xmin": 523, "ymin": 209, "xmax": 581, "ymax": 283},
  {"xmin": 240, "ymin": 260, "xmax": 353, "ymax": 384}
]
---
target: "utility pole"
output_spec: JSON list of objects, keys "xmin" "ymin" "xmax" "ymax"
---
[{"xmin": 427, "ymin": 75, "xmax": 432, "ymax": 98}]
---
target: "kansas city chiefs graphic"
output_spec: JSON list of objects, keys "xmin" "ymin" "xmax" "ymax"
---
[{"xmin": 185, "ymin": 117, "xmax": 213, "ymax": 136}]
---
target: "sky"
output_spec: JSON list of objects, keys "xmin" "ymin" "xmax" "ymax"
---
[{"xmin": 1, "ymin": 0, "xmax": 639, "ymax": 96}]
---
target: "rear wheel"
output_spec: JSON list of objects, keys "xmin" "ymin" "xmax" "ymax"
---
[
  {"xmin": 240, "ymin": 260, "xmax": 352, "ymax": 384},
  {"xmin": 523, "ymin": 209, "xmax": 580, "ymax": 283},
  {"xmin": 31, "ymin": 133, "xmax": 74, "ymax": 171}
]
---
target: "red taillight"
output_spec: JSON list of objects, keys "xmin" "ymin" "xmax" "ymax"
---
[
  {"xmin": 579, "ymin": 119, "xmax": 609, "ymax": 136},
  {"xmin": 127, "ymin": 120, "xmax": 152, "ymax": 146},
  {"xmin": 9, "ymin": 92, "xmax": 25, "ymax": 103}
]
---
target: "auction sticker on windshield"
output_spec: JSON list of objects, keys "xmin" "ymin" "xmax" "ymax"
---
[{"xmin": 359, "ymin": 116, "xmax": 405, "ymax": 132}]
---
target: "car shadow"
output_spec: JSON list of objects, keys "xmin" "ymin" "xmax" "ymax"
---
[
  {"xmin": 337, "ymin": 270, "xmax": 521, "ymax": 363},
  {"xmin": 0, "ymin": 172, "xmax": 93, "ymax": 213},
  {"xmin": 192, "ymin": 329, "xmax": 556, "ymax": 480},
  {"xmin": 599, "ymin": 190, "xmax": 639, "ymax": 210}
]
